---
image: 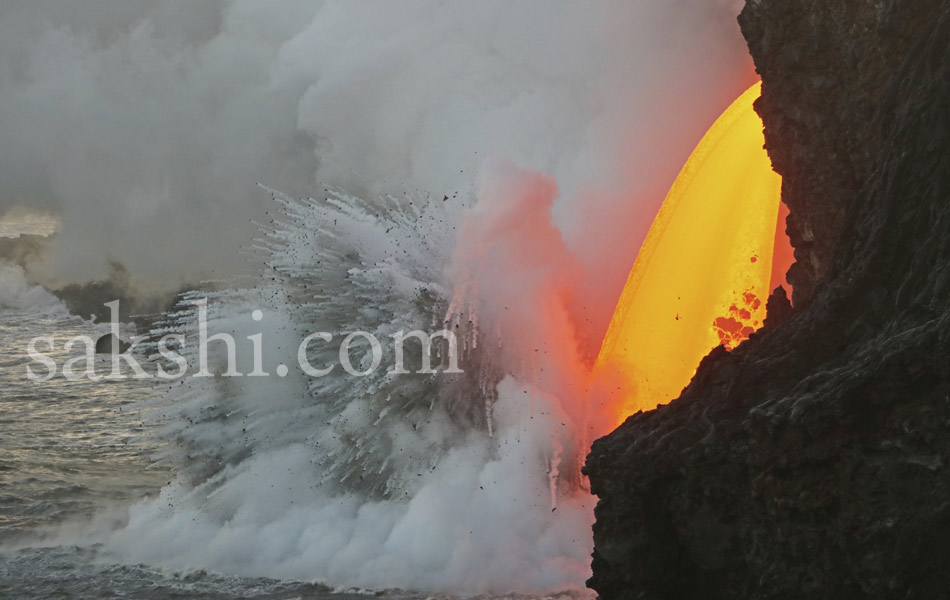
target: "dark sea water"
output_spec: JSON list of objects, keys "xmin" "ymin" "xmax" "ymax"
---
[
  {"xmin": 0, "ymin": 310, "xmax": 392, "ymax": 599},
  {"xmin": 0, "ymin": 309, "xmax": 587, "ymax": 600},
  {"xmin": 0, "ymin": 545, "xmax": 365, "ymax": 600},
  {"xmin": 0, "ymin": 312, "xmax": 162, "ymax": 543}
]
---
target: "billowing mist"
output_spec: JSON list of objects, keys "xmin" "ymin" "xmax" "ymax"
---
[{"xmin": 1, "ymin": 0, "xmax": 753, "ymax": 334}]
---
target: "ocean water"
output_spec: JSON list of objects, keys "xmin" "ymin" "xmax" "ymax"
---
[
  {"xmin": 0, "ymin": 311, "xmax": 591, "ymax": 600},
  {"xmin": 0, "ymin": 309, "xmax": 203, "ymax": 598},
  {"xmin": 0, "ymin": 311, "xmax": 162, "ymax": 542},
  {"xmin": 0, "ymin": 298, "xmax": 407, "ymax": 598}
]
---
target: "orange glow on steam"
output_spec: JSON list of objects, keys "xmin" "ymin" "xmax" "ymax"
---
[{"xmin": 594, "ymin": 82, "xmax": 784, "ymax": 423}]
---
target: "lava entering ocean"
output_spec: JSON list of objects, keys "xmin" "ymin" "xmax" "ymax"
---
[
  {"xmin": 87, "ymin": 82, "xmax": 788, "ymax": 597},
  {"xmin": 595, "ymin": 82, "xmax": 787, "ymax": 423}
]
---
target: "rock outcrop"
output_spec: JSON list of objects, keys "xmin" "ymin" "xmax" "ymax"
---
[{"xmin": 585, "ymin": 1, "xmax": 950, "ymax": 598}]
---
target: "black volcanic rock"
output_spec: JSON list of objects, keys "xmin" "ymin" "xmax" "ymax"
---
[
  {"xmin": 52, "ymin": 261, "xmax": 191, "ymax": 326},
  {"xmin": 585, "ymin": 1, "xmax": 950, "ymax": 599},
  {"xmin": 763, "ymin": 285, "xmax": 792, "ymax": 328},
  {"xmin": 742, "ymin": 0, "xmax": 945, "ymax": 309},
  {"xmin": 95, "ymin": 333, "xmax": 131, "ymax": 354}
]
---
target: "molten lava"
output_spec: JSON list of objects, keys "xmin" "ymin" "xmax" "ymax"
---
[{"xmin": 595, "ymin": 82, "xmax": 784, "ymax": 422}]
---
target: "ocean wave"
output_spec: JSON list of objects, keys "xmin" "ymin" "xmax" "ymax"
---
[{"xmin": 0, "ymin": 263, "xmax": 66, "ymax": 315}]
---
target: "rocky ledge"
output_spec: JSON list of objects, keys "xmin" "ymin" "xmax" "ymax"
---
[{"xmin": 585, "ymin": 1, "xmax": 950, "ymax": 598}]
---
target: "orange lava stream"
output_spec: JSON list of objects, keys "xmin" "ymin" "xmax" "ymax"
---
[{"xmin": 594, "ymin": 82, "xmax": 783, "ymax": 423}]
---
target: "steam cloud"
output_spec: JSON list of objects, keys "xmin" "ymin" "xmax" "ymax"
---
[
  {"xmin": 1, "ymin": 0, "xmax": 752, "ymax": 333},
  {"xmin": 7, "ymin": 0, "xmax": 758, "ymax": 593}
]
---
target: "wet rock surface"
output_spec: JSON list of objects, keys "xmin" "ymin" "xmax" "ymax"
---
[{"xmin": 585, "ymin": 1, "xmax": 950, "ymax": 598}]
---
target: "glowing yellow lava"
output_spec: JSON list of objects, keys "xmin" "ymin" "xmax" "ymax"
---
[{"xmin": 596, "ymin": 82, "xmax": 783, "ymax": 422}]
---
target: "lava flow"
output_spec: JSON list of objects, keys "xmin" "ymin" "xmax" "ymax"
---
[{"xmin": 595, "ymin": 81, "xmax": 786, "ymax": 423}]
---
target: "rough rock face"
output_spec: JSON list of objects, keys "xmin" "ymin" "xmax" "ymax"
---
[
  {"xmin": 585, "ymin": 1, "xmax": 950, "ymax": 599},
  {"xmin": 744, "ymin": 0, "xmax": 944, "ymax": 308}
]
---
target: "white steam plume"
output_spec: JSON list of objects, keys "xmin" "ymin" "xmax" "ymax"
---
[{"xmin": 1, "ymin": 0, "xmax": 753, "ymax": 332}]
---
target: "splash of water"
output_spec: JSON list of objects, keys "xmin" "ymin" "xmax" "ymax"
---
[
  {"xmin": 0, "ymin": 262, "xmax": 65, "ymax": 314},
  {"xmin": 101, "ymin": 168, "xmax": 600, "ymax": 594}
]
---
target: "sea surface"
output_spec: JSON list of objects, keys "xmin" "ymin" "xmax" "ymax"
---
[
  {"xmin": 0, "ymin": 308, "xmax": 300, "ymax": 599},
  {"xmin": 0, "ymin": 308, "xmax": 585, "ymax": 600},
  {"xmin": 0, "ymin": 311, "xmax": 163, "ymax": 544},
  {"xmin": 0, "ymin": 311, "xmax": 385, "ymax": 599}
]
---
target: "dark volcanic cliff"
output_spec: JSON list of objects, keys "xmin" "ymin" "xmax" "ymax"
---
[{"xmin": 585, "ymin": 1, "xmax": 950, "ymax": 599}]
